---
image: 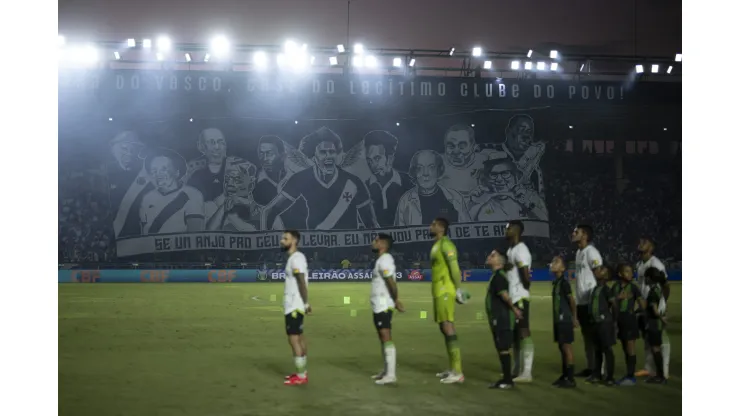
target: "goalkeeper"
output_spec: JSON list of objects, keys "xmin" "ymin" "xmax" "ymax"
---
[{"xmin": 429, "ymin": 217, "xmax": 467, "ymax": 384}]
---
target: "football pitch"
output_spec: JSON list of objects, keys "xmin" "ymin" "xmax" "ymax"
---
[{"xmin": 59, "ymin": 282, "xmax": 682, "ymax": 416}]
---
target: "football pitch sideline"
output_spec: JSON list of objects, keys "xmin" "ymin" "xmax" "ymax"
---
[{"xmin": 59, "ymin": 282, "xmax": 682, "ymax": 416}]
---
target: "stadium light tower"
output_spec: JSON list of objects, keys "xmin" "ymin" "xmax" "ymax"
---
[
  {"xmin": 276, "ymin": 54, "xmax": 286, "ymax": 67},
  {"xmin": 285, "ymin": 40, "xmax": 299, "ymax": 53},
  {"xmin": 156, "ymin": 36, "xmax": 172, "ymax": 52},
  {"xmin": 210, "ymin": 36, "xmax": 230, "ymax": 57},
  {"xmin": 472, "ymin": 46, "xmax": 482, "ymax": 57},
  {"xmin": 254, "ymin": 51, "xmax": 268, "ymax": 69},
  {"xmin": 354, "ymin": 43, "xmax": 364, "ymax": 54},
  {"xmin": 392, "ymin": 57, "xmax": 402, "ymax": 68}
]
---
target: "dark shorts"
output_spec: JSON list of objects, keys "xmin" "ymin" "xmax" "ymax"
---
[
  {"xmin": 373, "ymin": 310, "xmax": 393, "ymax": 330},
  {"xmin": 617, "ymin": 314, "xmax": 640, "ymax": 342},
  {"xmin": 514, "ymin": 299, "xmax": 530, "ymax": 331},
  {"xmin": 285, "ymin": 311, "xmax": 305, "ymax": 335},
  {"xmin": 645, "ymin": 319, "xmax": 664, "ymax": 347},
  {"xmin": 577, "ymin": 305, "xmax": 592, "ymax": 332},
  {"xmin": 592, "ymin": 321, "xmax": 616, "ymax": 350},
  {"xmin": 645, "ymin": 329, "xmax": 664, "ymax": 347},
  {"xmin": 637, "ymin": 313, "xmax": 648, "ymax": 337},
  {"xmin": 553, "ymin": 322, "xmax": 575, "ymax": 344},
  {"xmin": 491, "ymin": 325, "xmax": 514, "ymax": 351}
]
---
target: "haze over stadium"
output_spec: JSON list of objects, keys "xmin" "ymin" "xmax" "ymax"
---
[{"xmin": 56, "ymin": 0, "xmax": 682, "ymax": 415}]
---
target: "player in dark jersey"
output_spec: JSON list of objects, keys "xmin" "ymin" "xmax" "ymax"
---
[
  {"xmin": 260, "ymin": 127, "xmax": 378, "ymax": 230},
  {"xmin": 612, "ymin": 264, "xmax": 646, "ymax": 386},
  {"xmin": 550, "ymin": 256, "xmax": 578, "ymax": 388},
  {"xmin": 644, "ymin": 267, "xmax": 668, "ymax": 384},
  {"xmin": 485, "ymin": 250, "xmax": 523, "ymax": 389},
  {"xmin": 585, "ymin": 267, "xmax": 616, "ymax": 386}
]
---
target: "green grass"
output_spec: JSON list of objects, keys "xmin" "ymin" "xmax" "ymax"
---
[{"xmin": 59, "ymin": 282, "xmax": 681, "ymax": 416}]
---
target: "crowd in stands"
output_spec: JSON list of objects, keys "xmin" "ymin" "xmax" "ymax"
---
[
  {"xmin": 58, "ymin": 152, "xmax": 681, "ymax": 270},
  {"xmin": 58, "ymin": 166, "xmax": 116, "ymax": 263}
]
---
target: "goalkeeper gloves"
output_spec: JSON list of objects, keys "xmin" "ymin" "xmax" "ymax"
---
[{"xmin": 455, "ymin": 288, "xmax": 469, "ymax": 304}]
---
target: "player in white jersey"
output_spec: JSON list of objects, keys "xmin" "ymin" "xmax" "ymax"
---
[
  {"xmin": 635, "ymin": 237, "xmax": 671, "ymax": 379},
  {"xmin": 369, "ymin": 233, "xmax": 405, "ymax": 385},
  {"xmin": 504, "ymin": 221, "xmax": 535, "ymax": 382},
  {"xmin": 572, "ymin": 224, "xmax": 607, "ymax": 378},
  {"xmin": 280, "ymin": 230, "xmax": 312, "ymax": 386}
]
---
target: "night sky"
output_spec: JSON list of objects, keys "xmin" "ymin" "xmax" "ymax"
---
[{"xmin": 58, "ymin": 0, "xmax": 681, "ymax": 56}]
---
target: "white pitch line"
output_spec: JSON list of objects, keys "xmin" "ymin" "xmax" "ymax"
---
[{"xmin": 251, "ymin": 296, "xmax": 261, "ymax": 301}]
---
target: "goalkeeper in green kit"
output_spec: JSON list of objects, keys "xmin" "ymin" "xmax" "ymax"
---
[{"xmin": 429, "ymin": 217, "xmax": 468, "ymax": 384}]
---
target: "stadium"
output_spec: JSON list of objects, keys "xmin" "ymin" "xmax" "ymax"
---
[{"xmin": 52, "ymin": 1, "xmax": 685, "ymax": 415}]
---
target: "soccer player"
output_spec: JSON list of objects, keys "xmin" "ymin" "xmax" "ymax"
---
[
  {"xmin": 429, "ymin": 217, "xmax": 467, "ymax": 384},
  {"xmin": 504, "ymin": 221, "xmax": 535, "ymax": 382},
  {"xmin": 612, "ymin": 264, "xmax": 646, "ymax": 386},
  {"xmin": 571, "ymin": 224, "xmax": 605, "ymax": 377},
  {"xmin": 280, "ymin": 230, "xmax": 311, "ymax": 386},
  {"xmin": 586, "ymin": 267, "xmax": 616, "ymax": 386},
  {"xmin": 635, "ymin": 237, "xmax": 670, "ymax": 379},
  {"xmin": 644, "ymin": 267, "xmax": 668, "ymax": 384},
  {"xmin": 369, "ymin": 233, "xmax": 405, "ymax": 385},
  {"xmin": 485, "ymin": 250, "xmax": 523, "ymax": 389},
  {"xmin": 550, "ymin": 256, "xmax": 578, "ymax": 388}
]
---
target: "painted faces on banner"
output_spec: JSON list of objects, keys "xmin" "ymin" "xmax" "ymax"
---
[
  {"xmin": 412, "ymin": 150, "xmax": 443, "ymax": 193},
  {"xmin": 110, "ymin": 131, "xmax": 144, "ymax": 171},
  {"xmin": 315, "ymin": 141, "xmax": 339, "ymax": 175},
  {"xmin": 505, "ymin": 115, "xmax": 535, "ymax": 157},
  {"xmin": 224, "ymin": 162, "xmax": 257, "ymax": 198},
  {"xmin": 366, "ymin": 140, "xmax": 394, "ymax": 177},
  {"xmin": 485, "ymin": 158, "xmax": 518, "ymax": 193},
  {"xmin": 444, "ymin": 125, "xmax": 476, "ymax": 168},
  {"xmin": 198, "ymin": 128, "xmax": 227, "ymax": 163},
  {"xmin": 148, "ymin": 154, "xmax": 183, "ymax": 193},
  {"xmin": 258, "ymin": 137, "xmax": 286, "ymax": 174}
]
